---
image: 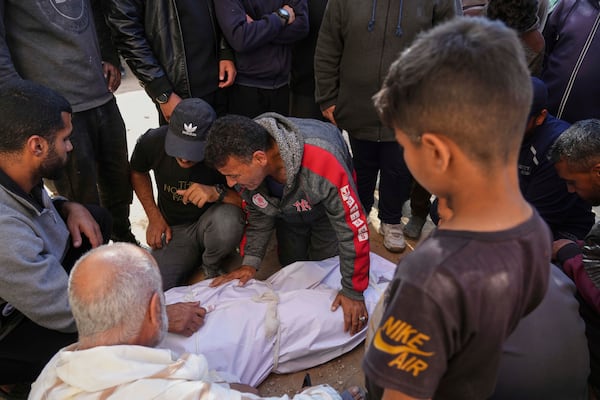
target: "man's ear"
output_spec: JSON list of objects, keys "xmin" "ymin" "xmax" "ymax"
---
[
  {"xmin": 421, "ymin": 133, "xmax": 451, "ymax": 172},
  {"xmin": 534, "ymin": 109, "xmax": 548, "ymax": 127},
  {"xmin": 26, "ymin": 135, "xmax": 46, "ymax": 157},
  {"xmin": 136, "ymin": 291, "xmax": 162, "ymax": 346},
  {"xmin": 253, "ymin": 150, "xmax": 268, "ymax": 166},
  {"xmin": 148, "ymin": 292, "xmax": 162, "ymax": 327}
]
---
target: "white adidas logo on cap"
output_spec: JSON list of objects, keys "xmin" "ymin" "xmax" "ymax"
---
[{"xmin": 182, "ymin": 122, "xmax": 198, "ymax": 137}]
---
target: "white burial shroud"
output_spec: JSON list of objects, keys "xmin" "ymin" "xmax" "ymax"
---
[{"xmin": 160, "ymin": 253, "xmax": 395, "ymax": 386}]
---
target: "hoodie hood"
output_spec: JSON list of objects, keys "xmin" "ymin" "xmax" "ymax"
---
[{"xmin": 254, "ymin": 113, "xmax": 304, "ymax": 192}]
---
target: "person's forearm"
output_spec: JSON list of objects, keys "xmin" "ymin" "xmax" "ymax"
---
[
  {"xmin": 222, "ymin": 188, "xmax": 242, "ymax": 208},
  {"xmin": 131, "ymin": 170, "xmax": 162, "ymax": 220}
]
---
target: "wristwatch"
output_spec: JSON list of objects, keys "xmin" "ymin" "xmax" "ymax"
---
[
  {"xmin": 155, "ymin": 90, "xmax": 172, "ymax": 104},
  {"xmin": 275, "ymin": 7, "xmax": 290, "ymax": 24},
  {"xmin": 215, "ymin": 184, "xmax": 227, "ymax": 203}
]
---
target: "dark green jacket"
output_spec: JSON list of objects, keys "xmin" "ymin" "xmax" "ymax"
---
[{"xmin": 315, "ymin": 0, "xmax": 461, "ymax": 141}]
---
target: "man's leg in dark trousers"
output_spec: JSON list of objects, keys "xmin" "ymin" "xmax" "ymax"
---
[
  {"xmin": 229, "ymin": 84, "xmax": 289, "ymax": 118},
  {"xmin": 404, "ymin": 181, "xmax": 431, "ymax": 239},
  {"xmin": 275, "ymin": 214, "xmax": 338, "ymax": 266},
  {"xmin": 49, "ymin": 99, "xmax": 135, "ymax": 243}
]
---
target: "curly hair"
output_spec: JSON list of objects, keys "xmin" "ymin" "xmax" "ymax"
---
[{"xmin": 204, "ymin": 114, "xmax": 273, "ymax": 168}]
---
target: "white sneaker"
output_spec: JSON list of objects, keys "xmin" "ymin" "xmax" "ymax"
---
[{"xmin": 379, "ymin": 223, "xmax": 406, "ymax": 253}]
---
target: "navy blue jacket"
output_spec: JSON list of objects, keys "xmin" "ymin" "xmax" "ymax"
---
[
  {"xmin": 542, "ymin": 0, "xmax": 600, "ymax": 122},
  {"xmin": 214, "ymin": 0, "xmax": 308, "ymax": 89},
  {"xmin": 518, "ymin": 114, "xmax": 594, "ymax": 240}
]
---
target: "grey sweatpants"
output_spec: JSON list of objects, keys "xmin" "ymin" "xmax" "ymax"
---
[{"xmin": 152, "ymin": 203, "xmax": 245, "ymax": 290}]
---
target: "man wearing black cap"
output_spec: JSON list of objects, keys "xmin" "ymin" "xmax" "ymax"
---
[{"xmin": 130, "ymin": 99, "xmax": 245, "ymax": 290}]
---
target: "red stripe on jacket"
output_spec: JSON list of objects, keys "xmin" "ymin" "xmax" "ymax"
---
[{"xmin": 303, "ymin": 143, "xmax": 370, "ymax": 293}]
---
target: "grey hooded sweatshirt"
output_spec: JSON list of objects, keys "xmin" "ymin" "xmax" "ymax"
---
[{"xmin": 0, "ymin": 171, "xmax": 75, "ymax": 340}]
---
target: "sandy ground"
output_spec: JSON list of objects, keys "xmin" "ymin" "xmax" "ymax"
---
[{"xmin": 115, "ymin": 69, "xmax": 433, "ymax": 397}]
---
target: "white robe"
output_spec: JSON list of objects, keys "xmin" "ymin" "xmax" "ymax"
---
[
  {"xmin": 29, "ymin": 344, "xmax": 342, "ymax": 400},
  {"xmin": 161, "ymin": 253, "xmax": 395, "ymax": 386}
]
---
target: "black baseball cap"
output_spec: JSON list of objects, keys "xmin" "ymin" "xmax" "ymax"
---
[{"xmin": 165, "ymin": 98, "xmax": 216, "ymax": 162}]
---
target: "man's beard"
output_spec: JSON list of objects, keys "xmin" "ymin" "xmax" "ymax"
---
[{"xmin": 39, "ymin": 144, "xmax": 67, "ymax": 180}]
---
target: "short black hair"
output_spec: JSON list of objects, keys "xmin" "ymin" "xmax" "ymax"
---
[
  {"xmin": 0, "ymin": 80, "xmax": 72, "ymax": 153},
  {"xmin": 205, "ymin": 114, "xmax": 273, "ymax": 168}
]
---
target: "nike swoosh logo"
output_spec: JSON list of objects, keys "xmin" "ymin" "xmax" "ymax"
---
[{"xmin": 373, "ymin": 329, "xmax": 434, "ymax": 357}]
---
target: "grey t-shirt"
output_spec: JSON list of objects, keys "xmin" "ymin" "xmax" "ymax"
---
[{"xmin": 1, "ymin": 0, "xmax": 112, "ymax": 112}]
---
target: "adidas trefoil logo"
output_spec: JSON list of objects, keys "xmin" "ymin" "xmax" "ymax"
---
[{"xmin": 182, "ymin": 122, "xmax": 198, "ymax": 137}]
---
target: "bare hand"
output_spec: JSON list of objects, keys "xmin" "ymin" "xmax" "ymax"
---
[
  {"xmin": 219, "ymin": 60, "xmax": 236, "ymax": 88},
  {"xmin": 159, "ymin": 92, "xmax": 182, "ymax": 122},
  {"xmin": 102, "ymin": 61, "xmax": 122, "ymax": 93},
  {"xmin": 322, "ymin": 105, "xmax": 337, "ymax": 126},
  {"xmin": 62, "ymin": 202, "xmax": 104, "ymax": 248},
  {"xmin": 283, "ymin": 4, "xmax": 296, "ymax": 24},
  {"xmin": 176, "ymin": 183, "xmax": 218, "ymax": 207},
  {"xmin": 146, "ymin": 213, "xmax": 172, "ymax": 249},
  {"xmin": 552, "ymin": 239, "xmax": 575, "ymax": 260},
  {"xmin": 209, "ymin": 265, "xmax": 257, "ymax": 287},
  {"xmin": 166, "ymin": 302, "xmax": 207, "ymax": 337},
  {"xmin": 331, "ymin": 292, "xmax": 368, "ymax": 335}
]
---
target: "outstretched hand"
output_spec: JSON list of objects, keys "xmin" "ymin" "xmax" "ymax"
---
[
  {"xmin": 331, "ymin": 292, "xmax": 368, "ymax": 335},
  {"xmin": 166, "ymin": 302, "xmax": 207, "ymax": 337},
  {"xmin": 209, "ymin": 265, "xmax": 257, "ymax": 287}
]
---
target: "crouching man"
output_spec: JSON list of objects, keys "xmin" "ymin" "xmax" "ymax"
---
[{"xmin": 130, "ymin": 98, "xmax": 245, "ymax": 289}]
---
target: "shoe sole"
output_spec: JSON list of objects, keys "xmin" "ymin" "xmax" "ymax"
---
[{"xmin": 384, "ymin": 243, "xmax": 406, "ymax": 253}]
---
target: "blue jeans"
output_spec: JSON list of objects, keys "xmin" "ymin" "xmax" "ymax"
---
[
  {"xmin": 48, "ymin": 98, "xmax": 133, "ymax": 241},
  {"xmin": 152, "ymin": 204, "xmax": 245, "ymax": 290}
]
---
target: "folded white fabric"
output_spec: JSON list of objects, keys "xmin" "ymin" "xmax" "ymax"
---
[{"xmin": 160, "ymin": 253, "xmax": 395, "ymax": 386}]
